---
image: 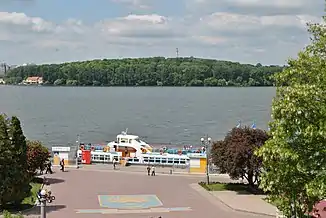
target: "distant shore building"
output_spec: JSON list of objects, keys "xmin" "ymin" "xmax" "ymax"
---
[{"xmin": 23, "ymin": 76, "xmax": 43, "ymax": 85}]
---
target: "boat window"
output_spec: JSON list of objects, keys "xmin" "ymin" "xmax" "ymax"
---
[
  {"xmin": 99, "ymin": 155, "xmax": 104, "ymax": 160},
  {"xmin": 92, "ymin": 155, "xmax": 98, "ymax": 161},
  {"xmin": 135, "ymin": 137, "xmax": 147, "ymax": 144},
  {"xmin": 173, "ymin": 159, "xmax": 180, "ymax": 164},
  {"xmin": 168, "ymin": 158, "xmax": 173, "ymax": 163},
  {"xmin": 120, "ymin": 138, "xmax": 128, "ymax": 143},
  {"xmin": 149, "ymin": 157, "xmax": 154, "ymax": 162},
  {"xmin": 180, "ymin": 160, "xmax": 186, "ymax": 164},
  {"xmin": 161, "ymin": 158, "xmax": 167, "ymax": 163},
  {"xmin": 155, "ymin": 158, "xmax": 160, "ymax": 163},
  {"xmin": 129, "ymin": 139, "xmax": 132, "ymax": 143}
]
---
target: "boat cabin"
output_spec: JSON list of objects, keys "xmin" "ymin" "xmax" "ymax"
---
[
  {"xmin": 116, "ymin": 134, "xmax": 140, "ymax": 144},
  {"xmin": 109, "ymin": 132, "xmax": 152, "ymax": 157}
]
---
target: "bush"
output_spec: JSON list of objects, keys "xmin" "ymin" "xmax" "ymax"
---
[
  {"xmin": 26, "ymin": 140, "xmax": 50, "ymax": 176},
  {"xmin": 211, "ymin": 127, "xmax": 269, "ymax": 186}
]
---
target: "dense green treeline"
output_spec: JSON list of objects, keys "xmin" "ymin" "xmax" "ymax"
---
[{"xmin": 5, "ymin": 57, "xmax": 284, "ymax": 86}]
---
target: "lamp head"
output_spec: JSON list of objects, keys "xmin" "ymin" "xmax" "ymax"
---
[
  {"xmin": 200, "ymin": 138, "xmax": 204, "ymax": 142},
  {"xmin": 40, "ymin": 189, "xmax": 46, "ymax": 196}
]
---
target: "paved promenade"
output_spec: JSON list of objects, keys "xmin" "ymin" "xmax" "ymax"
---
[
  {"xmin": 17, "ymin": 165, "xmax": 274, "ymax": 218},
  {"xmin": 3, "ymin": 164, "xmax": 277, "ymax": 218},
  {"xmin": 77, "ymin": 164, "xmax": 236, "ymax": 182},
  {"xmin": 207, "ymin": 189, "xmax": 276, "ymax": 216}
]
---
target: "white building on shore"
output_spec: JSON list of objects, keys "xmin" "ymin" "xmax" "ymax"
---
[{"xmin": 23, "ymin": 77, "xmax": 43, "ymax": 85}]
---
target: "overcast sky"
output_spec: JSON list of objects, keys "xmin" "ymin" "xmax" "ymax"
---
[{"xmin": 0, "ymin": 0, "xmax": 324, "ymax": 65}]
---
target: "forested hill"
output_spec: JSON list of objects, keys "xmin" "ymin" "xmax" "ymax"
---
[{"xmin": 5, "ymin": 57, "xmax": 284, "ymax": 86}]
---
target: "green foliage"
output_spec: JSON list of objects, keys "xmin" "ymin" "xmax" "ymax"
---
[
  {"xmin": 211, "ymin": 127, "xmax": 269, "ymax": 186},
  {"xmin": 3, "ymin": 210, "xmax": 12, "ymax": 218},
  {"xmin": 26, "ymin": 140, "xmax": 50, "ymax": 176},
  {"xmin": 5, "ymin": 57, "xmax": 283, "ymax": 86},
  {"xmin": 7, "ymin": 117, "xmax": 30, "ymax": 204},
  {"xmin": 256, "ymin": 17, "xmax": 326, "ymax": 217},
  {"xmin": 4, "ymin": 77, "xmax": 22, "ymax": 85},
  {"xmin": 2, "ymin": 210, "xmax": 24, "ymax": 218},
  {"xmin": 21, "ymin": 182, "xmax": 42, "ymax": 206},
  {"xmin": 0, "ymin": 115, "xmax": 45, "ymax": 214},
  {"xmin": 0, "ymin": 115, "xmax": 13, "ymax": 205},
  {"xmin": 0, "ymin": 114, "xmax": 30, "ymax": 206}
]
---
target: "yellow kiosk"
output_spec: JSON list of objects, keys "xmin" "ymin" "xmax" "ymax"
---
[
  {"xmin": 52, "ymin": 146, "xmax": 70, "ymax": 166},
  {"xmin": 189, "ymin": 154, "xmax": 207, "ymax": 173}
]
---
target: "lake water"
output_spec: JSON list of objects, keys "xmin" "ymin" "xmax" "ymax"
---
[{"xmin": 0, "ymin": 86, "xmax": 275, "ymax": 148}]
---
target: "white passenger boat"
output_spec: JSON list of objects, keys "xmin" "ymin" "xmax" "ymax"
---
[{"xmin": 77, "ymin": 130, "xmax": 206, "ymax": 166}]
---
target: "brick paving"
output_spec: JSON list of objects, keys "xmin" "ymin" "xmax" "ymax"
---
[{"xmin": 24, "ymin": 167, "xmax": 271, "ymax": 218}]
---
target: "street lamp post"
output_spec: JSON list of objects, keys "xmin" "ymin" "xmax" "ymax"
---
[
  {"xmin": 39, "ymin": 189, "xmax": 47, "ymax": 218},
  {"xmin": 76, "ymin": 134, "xmax": 80, "ymax": 169},
  {"xmin": 201, "ymin": 136, "xmax": 212, "ymax": 185}
]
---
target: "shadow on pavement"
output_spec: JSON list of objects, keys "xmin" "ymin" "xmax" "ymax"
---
[
  {"xmin": 0, "ymin": 204, "xmax": 36, "ymax": 213},
  {"xmin": 24, "ymin": 205, "xmax": 66, "ymax": 215},
  {"xmin": 199, "ymin": 182, "xmax": 265, "ymax": 195},
  {"xmin": 47, "ymin": 177, "xmax": 65, "ymax": 184}
]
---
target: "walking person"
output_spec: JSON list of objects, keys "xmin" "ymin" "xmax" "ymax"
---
[
  {"xmin": 147, "ymin": 165, "xmax": 151, "ymax": 176},
  {"xmin": 39, "ymin": 164, "xmax": 45, "ymax": 175},
  {"xmin": 151, "ymin": 165, "xmax": 156, "ymax": 176},
  {"xmin": 45, "ymin": 161, "xmax": 53, "ymax": 174},
  {"xmin": 113, "ymin": 158, "xmax": 117, "ymax": 170},
  {"xmin": 60, "ymin": 158, "xmax": 65, "ymax": 172}
]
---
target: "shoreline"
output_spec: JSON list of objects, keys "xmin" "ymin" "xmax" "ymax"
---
[{"xmin": 0, "ymin": 84, "xmax": 275, "ymax": 87}]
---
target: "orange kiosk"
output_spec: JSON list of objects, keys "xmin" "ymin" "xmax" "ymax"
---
[{"xmin": 81, "ymin": 150, "xmax": 91, "ymax": 164}]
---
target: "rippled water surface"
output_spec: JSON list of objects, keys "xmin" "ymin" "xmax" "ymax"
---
[{"xmin": 0, "ymin": 86, "xmax": 275, "ymax": 147}]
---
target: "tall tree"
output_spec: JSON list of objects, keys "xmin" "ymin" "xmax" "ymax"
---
[
  {"xmin": 8, "ymin": 116, "xmax": 30, "ymax": 203},
  {"xmin": 0, "ymin": 114, "xmax": 31, "ymax": 206},
  {"xmin": 211, "ymin": 127, "xmax": 269, "ymax": 186},
  {"xmin": 10, "ymin": 117, "xmax": 28, "ymax": 166},
  {"xmin": 0, "ymin": 114, "xmax": 13, "ymax": 206},
  {"xmin": 256, "ymin": 11, "xmax": 326, "ymax": 217}
]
